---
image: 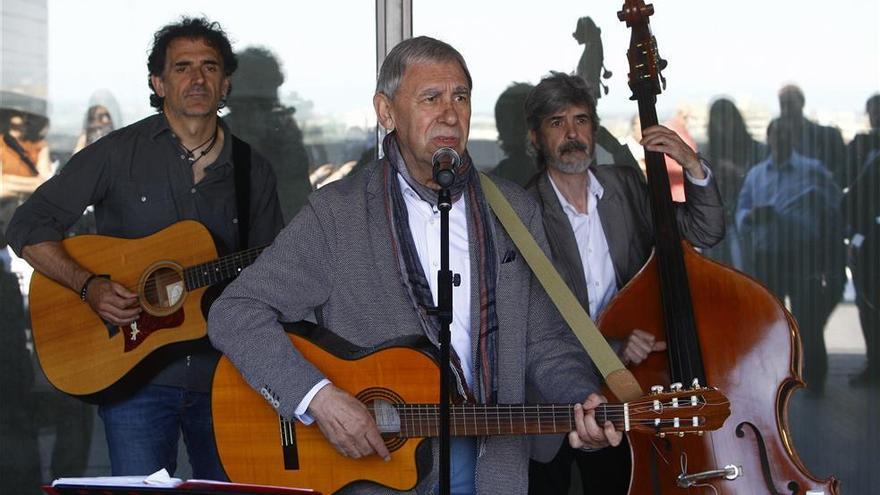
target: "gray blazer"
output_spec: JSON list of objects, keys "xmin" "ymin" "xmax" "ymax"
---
[
  {"xmin": 529, "ymin": 165, "xmax": 725, "ymax": 313},
  {"xmin": 208, "ymin": 160, "xmax": 601, "ymax": 494}
]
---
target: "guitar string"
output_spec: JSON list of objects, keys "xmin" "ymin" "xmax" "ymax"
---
[{"xmin": 130, "ymin": 246, "xmax": 266, "ymax": 299}]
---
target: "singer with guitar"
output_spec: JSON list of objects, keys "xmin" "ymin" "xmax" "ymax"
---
[
  {"xmin": 209, "ymin": 37, "xmax": 621, "ymax": 495},
  {"xmin": 5, "ymin": 17, "xmax": 282, "ymax": 479}
]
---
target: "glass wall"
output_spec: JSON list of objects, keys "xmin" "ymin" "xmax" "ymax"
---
[
  {"xmin": 1, "ymin": 0, "xmax": 878, "ymax": 492},
  {"xmin": 416, "ymin": 0, "xmax": 879, "ymax": 491},
  {"xmin": 1, "ymin": 0, "xmax": 375, "ymax": 490}
]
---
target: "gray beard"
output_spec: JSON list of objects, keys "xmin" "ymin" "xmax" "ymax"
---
[{"xmin": 548, "ymin": 152, "xmax": 593, "ymax": 174}]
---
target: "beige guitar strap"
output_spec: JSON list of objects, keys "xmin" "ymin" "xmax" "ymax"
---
[{"xmin": 480, "ymin": 173, "xmax": 643, "ymax": 401}]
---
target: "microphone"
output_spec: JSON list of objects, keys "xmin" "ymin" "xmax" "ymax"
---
[{"xmin": 432, "ymin": 147, "xmax": 461, "ymax": 189}]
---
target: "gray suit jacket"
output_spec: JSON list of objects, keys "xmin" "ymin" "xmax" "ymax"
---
[
  {"xmin": 208, "ymin": 160, "xmax": 601, "ymax": 494},
  {"xmin": 529, "ymin": 165, "xmax": 725, "ymax": 313}
]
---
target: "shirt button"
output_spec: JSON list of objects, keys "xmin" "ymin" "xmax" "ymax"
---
[
  {"xmin": 190, "ymin": 187, "xmax": 196, "ymax": 194},
  {"xmin": 180, "ymin": 154, "xmax": 186, "ymax": 160},
  {"xmin": 232, "ymin": 218, "xmax": 238, "ymax": 224},
  {"xmin": 140, "ymin": 196, "xmax": 147, "ymax": 202}
]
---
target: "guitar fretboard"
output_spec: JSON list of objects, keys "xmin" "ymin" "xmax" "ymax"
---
[
  {"xmin": 184, "ymin": 246, "xmax": 266, "ymax": 290},
  {"xmin": 392, "ymin": 403, "xmax": 622, "ymax": 437}
]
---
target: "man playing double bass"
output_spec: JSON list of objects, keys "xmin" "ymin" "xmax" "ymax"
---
[
  {"xmin": 5, "ymin": 17, "xmax": 283, "ymax": 478},
  {"xmin": 525, "ymin": 72, "xmax": 724, "ymax": 494}
]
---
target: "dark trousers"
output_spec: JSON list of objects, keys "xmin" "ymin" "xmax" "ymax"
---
[
  {"xmin": 528, "ymin": 437, "xmax": 630, "ymax": 495},
  {"xmin": 853, "ymin": 238, "xmax": 879, "ymax": 374},
  {"xmin": 752, "ymin": 251, "xmax": 843, "ymax": 391}
]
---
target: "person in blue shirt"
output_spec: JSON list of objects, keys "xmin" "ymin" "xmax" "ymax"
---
[{"xmin": 737, "ymin": 118, "xmax": 845, "ymax": 394}]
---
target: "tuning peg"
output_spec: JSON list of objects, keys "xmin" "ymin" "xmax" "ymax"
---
[
  {"xmin": 670, "ymin": 382, "xmax": 683, "ymax": 392},
  {"xmin": 691, "ymin": 378, "xmax": 701, "ymax": 389},
  {"xmin": 650, "ymin": 385, "xmax": 664, "ymax": 395}
]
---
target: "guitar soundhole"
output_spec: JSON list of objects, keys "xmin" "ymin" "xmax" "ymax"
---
[
  {"xmin": 139, "ymin": 261, "xmax": 186, "ymax": 316},
  {"xmin": 358, "ymin": 387, "xmax": 407, "ymax": 452}
]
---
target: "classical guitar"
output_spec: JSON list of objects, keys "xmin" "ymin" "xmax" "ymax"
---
[
  {"xmin": 211, "ymin": 323, "xmax": 731, "ymax": 495},
  {"xmin": 29, "ymin": 220, "xmax": 265, "ymax": 397}
]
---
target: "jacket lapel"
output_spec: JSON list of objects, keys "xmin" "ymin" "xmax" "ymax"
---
[
  {"xmin": 536, "ymin": 173, "xmax": 590, "ymax": 311},
  {"xmin": 593, "ymin": 169, "xmax": 631, "ymax": 288}
]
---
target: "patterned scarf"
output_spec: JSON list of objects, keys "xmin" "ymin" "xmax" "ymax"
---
[{"xmin": 382, "ymin": 131, "xmax": 499, "ymax": 405}]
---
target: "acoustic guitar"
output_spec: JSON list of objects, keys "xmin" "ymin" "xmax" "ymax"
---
[
  {"xmin": 211, "ymin": 323, "xmax": 731, "ymax": 495},
  {"xmin": 29, "ymin": 220, "xmax": 265, "ymax": 397}
]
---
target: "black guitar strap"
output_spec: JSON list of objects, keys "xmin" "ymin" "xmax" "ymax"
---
[{"xmin": 231, "ymin": 135, "xmax": 251, "ymax": 250}]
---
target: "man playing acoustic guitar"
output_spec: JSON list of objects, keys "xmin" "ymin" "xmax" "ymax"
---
[
  {"xmin": 208, "ymin": 37, "xmax": 620, "ymax": 495},
  {"xmin": 6, "ymin": 17, "xmax": 283, "ymax": 478}
]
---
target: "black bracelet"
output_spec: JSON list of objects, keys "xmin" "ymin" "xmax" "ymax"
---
[{"xmin": 79, "ymin": 273, "xmax": 108, "ymax": 301}]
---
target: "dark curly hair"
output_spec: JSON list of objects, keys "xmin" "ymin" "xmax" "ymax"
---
[{"xmin": 146, "ymin": 17, "xmax": 238, "ymax": 111}]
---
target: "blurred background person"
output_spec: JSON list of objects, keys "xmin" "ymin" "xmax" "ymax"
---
[
  {"xmin": 776, "ymin": 84, "xmax": 848, "ymax": 189},
  {"xmin": 225, "ymin": 46, "xmax": 311, "ymax": 222},
  {"xmin": 846, "ymin": 93, "xmax": 880, "ymax": 184},
  {"xmin": 1, "ymin": 93, "xmax": 53, "ymax": 233},
  {"xmin": 704, "ymin": 98, "xmax": 767, "ymax": 268},
  {"xmin": 737, "ymin": 118, "xmax": 845, "ymax": 394},
  {"xmin": 66, "ymin": 90, "xmax": 123, "ymax": 236},
  {"xmin": 843, "ymin": 94, "xmax": 880, "ymax": 387},
  {"xmin": 492, "ymin": 82, "xmax": 537, "ymax": 186},
  {"xmin": 72, "ymin": 90, "xmax": 121, "ymax": 154}
]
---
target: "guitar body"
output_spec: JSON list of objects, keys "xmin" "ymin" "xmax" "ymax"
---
[
  {"xmin": 30, "ymin": 220, "xmax": 217, "ymax": 396},
  {"xmin": 211, "ymin": 330, "xmax": 438, "ymax": 494}
]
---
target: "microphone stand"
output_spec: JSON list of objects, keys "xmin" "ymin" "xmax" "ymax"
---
[{"xmin": 429, "ymin": 185, "xmax": 455, "ymax": 495}]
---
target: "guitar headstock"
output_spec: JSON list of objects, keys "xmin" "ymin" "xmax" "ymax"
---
[
  {"xmin": 624, "ymin": 384, "xmax": 731, "ymax": 437},
  {"xmin": 618, "ymin": 0, "xmax": 667, "ymax": 102}
]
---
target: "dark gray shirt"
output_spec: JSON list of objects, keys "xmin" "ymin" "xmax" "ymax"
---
[{"xmin": 6, "ymin": 113, "xmax": 284, "ymax": 392}]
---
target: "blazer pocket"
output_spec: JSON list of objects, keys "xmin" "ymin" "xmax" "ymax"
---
[{"xmin": 501, "ymin": 249, "xmax": 517, "ymax": 264}]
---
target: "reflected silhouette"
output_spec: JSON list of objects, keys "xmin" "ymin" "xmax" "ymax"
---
[
  {"xmin": 0, "ymin": 235, "xmax": 41, "ymax": 495},
  {"xmin": 491, "ymin": 82, "xmax": 537, "ymax": 186},
  {"xmin": 737, "ymin": 118, "xmax": 845, "ymax": 394},
  {"xmin": 777, "ymin": 84, "xmax": 848, "ymax": 188},
  {"xmin": 573, "ymin": 16, "xmax": 612, "ymax": 99},
  {"xmin": 225, "ymin": 46, "xmax": 312, "ymax": 222},
  {"xmin": 704, "ymin": 98, "xmax": 767, "ymax": 268},
  {"xmin": 571, "ymin": 17, "xmax": 639, "ymax": 176},
  {"xmin": 844, "ymin": 93, "xmax": 880, "ymax": 387}
]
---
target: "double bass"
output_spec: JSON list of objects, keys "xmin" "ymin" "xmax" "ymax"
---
[{"xmin": 599, "ymin": 1, "xmax": 840, "ymax": 493}]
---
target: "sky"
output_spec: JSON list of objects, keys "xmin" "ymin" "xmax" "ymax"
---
[{"xmin": 45, "ymin": 0, "xmax": 879, "ymax": 132}]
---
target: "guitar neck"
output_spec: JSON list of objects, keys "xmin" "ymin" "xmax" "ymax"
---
[
  {"xmin": 184, "ymin": 245, "xmax": 267, "ymax": 290},
  {"xmin": 388, "ymin": 403, "xmax": 625, "ymax": 437}
]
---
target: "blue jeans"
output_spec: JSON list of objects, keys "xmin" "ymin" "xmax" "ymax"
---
[
  {"xmin": 434, "ymin": 438, "xmax": 476, "ymax": 495},
  {"xmin": 98, "ymin": 384, "xmax": 226, "ymax": 479}
]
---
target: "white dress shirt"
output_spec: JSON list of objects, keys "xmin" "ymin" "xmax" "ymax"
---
[
  {"xmin": 548, "ymin": 171, "xmax": 618, "ymax": 316},
  {"xmin": 548, "ymin": 162, "xmax": 713, "ymax": 317}
]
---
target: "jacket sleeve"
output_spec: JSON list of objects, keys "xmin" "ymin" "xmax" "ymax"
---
[
  {"xmin": 5, "ymin": 142, "xmax": 112, "ymax": 256},
  {"xmin": 208, "ymin": 200, "xmax": 334, "ymax": 419},
  {"xmin": 674, "ymin": 162, "xmax": 726, "ymax": 248}
]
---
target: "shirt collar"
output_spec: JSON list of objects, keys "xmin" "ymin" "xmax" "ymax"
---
[
  {"xmin": 151, "ymin": 113, "xmax": 233, "ymax": 170},
  {"xmin": 547, "ymin": 169, "xmax": 604, "ymax": 216}
]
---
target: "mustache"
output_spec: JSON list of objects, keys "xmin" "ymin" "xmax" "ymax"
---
[{"xmin": 557, "ymin": 139, "xmax": 588, "ymax": 155}]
